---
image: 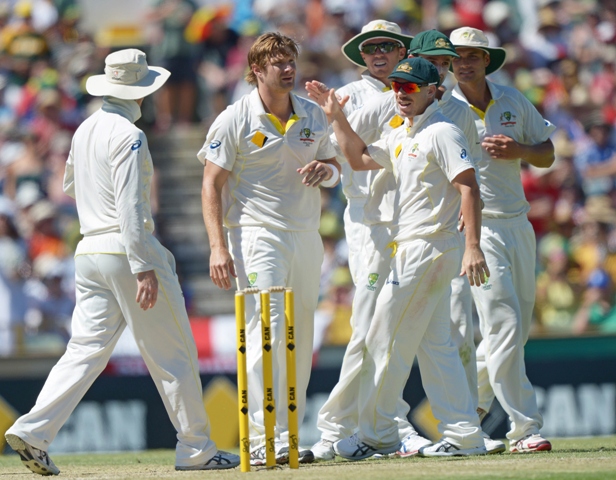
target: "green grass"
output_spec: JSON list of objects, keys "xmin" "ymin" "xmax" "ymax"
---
[{"xmin": 1, "ymin": 437, "xmax": 615, "ymax": 479}]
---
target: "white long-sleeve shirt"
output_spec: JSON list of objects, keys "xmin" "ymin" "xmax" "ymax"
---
[{"xmin": 63, "ymin": 97, "xmax": 155, "ymax": 274}]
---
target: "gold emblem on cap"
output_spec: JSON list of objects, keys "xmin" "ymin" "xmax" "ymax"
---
[
  {"xmin": 434, "ymin": 38, "xmax": 449, "ymax": 48},
  {"xmin": 374, "ymin": 23, "xmax": 386, "ymax": 29},
  {"xmin": 462, "ymin": 32, "xmax": 470, "ymax": 38},
  {"xmin": 396, "ymin": 63, "xmax": 412, "ymax": 72}
]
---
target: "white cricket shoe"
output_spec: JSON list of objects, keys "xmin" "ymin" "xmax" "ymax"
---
[
  {"xmin": 334, "ymin": 433, "xmax": 399, "ymax": 461},
  {"xmin": 312, "ymin": 439, "xmax": 336, "ymax": 461},
  {"xmin": 419, "ymin": 439, "xmax": 487, "ymax": 457},
  {"xmin": 275, "ymin": 444, "xmax": 315, "ymax": 464},
  {"xmin": 5, "ymin": 433, "xmax": 60, "ymax": 476},
  {"xmin": 396, "ymin": 432, "xmax": 433, "ymax": 457},
  {"xmin": 510, "ymin": 434, "xmax": 552, "ymax": 453},
  {"xmin": 484, "ymin": 436, "xmax": 506, "ymax": 454},
  {"xmin": 175, "ymin": 450, "xmax": 240, "ymax": 470}
]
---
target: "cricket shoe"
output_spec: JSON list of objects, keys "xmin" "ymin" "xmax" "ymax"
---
[
  {"xmin": 419, "ymin": 439, "xmax": 487, "ymax": 457},
  {"xmin": 175, "ymin": 451, "xmax": 240, "ymax": 470},
  {"xmin": 484, "ymin": 436, "xmax": 506, "ymax": 454},
  {"xmin": 334, "ymin": 433, "xmax": 399, "ymax": 461},
  {"xmin": 311, "ymin": 439, "xmax": 335, "ymax": 461},
  {"xmin": 510, "ymin": 434, "xmax": 552, "ymax": 453},
  {"xmin": 396, "ymin": 432, "xmax": 433, "ymax": 457},
  {"xmin": 275, "ymin": 445, "xmax": 315, "ymax": 464},
  {"xmin": 5, "ymin": 433, "xmax": 60, "ymax": 476},
  {"xmin": 249, "ymin": 446, "xmax": 270, "ymax": 466}
]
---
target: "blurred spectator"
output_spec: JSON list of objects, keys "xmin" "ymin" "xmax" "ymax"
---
[
  {"xmin": 574, "ymin": 111, "xmax": 616, "ymax": 198},
  {"xmin": 27, "ymin": 199, "xmax": 65, "ymax": 260},
  {"xmin": 24, "ymin": 254, "xmax": 73, "ymax": 348},
  {"xmin": 146, "ymin": 0, "xmax": 199, "ymax": 131},
  {"xmin": 535, "ymin": 247, "xmax": 580, "ymax": 334},
  {"xmin": 573, "ymin": 268, "xmax": 616, "ymax": 335},
  {"xmin": 0, "ymin": 195, "xmax": 28, "ymax": 355},
  {"xmin": 315, "ymin": 266, "xmax": 354, "ymax": 346}
]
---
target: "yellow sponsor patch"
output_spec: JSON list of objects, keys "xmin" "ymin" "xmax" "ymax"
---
[
  {"xmin": 395, "ymin": 143, "xmax": 402, "ymax": 158},
  {"xmin": 389, "ymin": 115, "xmax": 404, "ymax": 129},
  {"xmin": 251, "ymin": 131, "xmax": 268, "ymax": 148}
]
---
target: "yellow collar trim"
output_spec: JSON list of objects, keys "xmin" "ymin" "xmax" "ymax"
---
[
  {"xmin": 469, "ymin": 99, "xmax": 495, "ymax": 120},
  {"xmin": 266, "ymin": 113, "xmax": 300, "ymax": 135}
]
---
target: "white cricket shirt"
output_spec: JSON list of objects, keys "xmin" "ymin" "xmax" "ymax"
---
[
  {"xmin": 453, "ymin": 80, "xmax": 556, "ymax": 219},
  {"xmin": 197, "ymin": 88, "xmax": 336, "ymax": 231},
  {"xmin": 335, "ymin": 75, "xmax": 390, "ymax": 200},
  {"xmin": 63, "ymin": 97, "xmax": 155, "ymax": 274},
  {"xmin": 368, "ymin": 100, "xmax": 475, "ymax": 242}
]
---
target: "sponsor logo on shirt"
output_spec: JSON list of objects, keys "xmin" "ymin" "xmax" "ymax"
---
[
  {"xmin": 386, "ymin": 277, "xmax": 399, "ymax": 286},
  {"xmin": 131, "ymin": 140, "xmax": 142, "ymax": 151},
  {"xmin": 300, "ymin": 128, "xmax": 314, "ymax": 146},
  {"xmin": 248, "ymin": 273, "xmax": 258, "ymax": 287},
  {"xmin": 409, "ymin": 143, "xmax": 419, "ymax": 158},
  {"xmin": 500, "ymin": 111, "xmax": 517, "ymax": 127},
  {"xmin": 210, "ymin": 140, "xmax": 222, "ymax": 149},
  {"xmin": 367, "ymin": 273, "xmax": 379, "ymax": 291},
  {"xmin": 461, "ymin": 148, "xmax": 468, "ymax": 160}
]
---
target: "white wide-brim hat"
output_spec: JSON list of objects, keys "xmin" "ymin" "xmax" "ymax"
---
[
  {"xmin": 86, "ymin": 49, "xmax": 170, "ymax": 100},
  {"xmin": 449, "ymin": 26, "xmax": 507, "ymax": 75},
  {"xmin": 342, "ymin": 20, "xmax": 413, "ymax": 68}
]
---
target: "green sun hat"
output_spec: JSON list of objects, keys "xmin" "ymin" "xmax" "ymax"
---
[
  {"xmin": 449, "ymin": 26, "xmax": 507, "ymax": 75},
  {"xmin": 409, "ymin": 30, "xmax": 459, "ymax": 58},
  {"xmin": 388, "ymin": 57, "xmax": 440, "ymax": 85},
  {"xmin": 342, "ymin": 20, "xmax": 413, "ymax": 68}
]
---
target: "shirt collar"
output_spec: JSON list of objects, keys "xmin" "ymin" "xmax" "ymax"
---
[
  {"xmin": 361, "ymin": 74, "xmax": 389, "ymax": 92},
  {"xmin": 101, "ymin": 96, "xmax": 142, "ymax": 123},
  {"xmin": 405, "ymin": 100, "xmax": 440, "ymax": 136},
  {"xmin": 453, "ymin": 78, "xmax": 503, "ymax": 104},
  {"xmin": 249, "ymin": 87, "xmax": 308, "ymax": 119}
]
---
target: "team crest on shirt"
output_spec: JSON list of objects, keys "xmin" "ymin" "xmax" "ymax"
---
[
  {"xmin": 408, "ymin": 143, "xmax": 419, "ymax": 158},
  {"xmin": 300, "ymin": 128, "xmax": 315, "ymax": 146},
  {"xmin": 500, "ymin": 111, "xmax": 517, "ymax": 127},
  {"xmin": 481, "ymin": 273, "xmax": 492, "ymax": 291},
  {"xmin": 248, "ymin": 273, "xmax": 258, "ymax": 287},
  {"xmin": 367, "ymin": 273, "xmax": 379, "ymax": 291}
]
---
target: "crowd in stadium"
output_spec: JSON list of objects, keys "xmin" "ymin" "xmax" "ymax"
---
[{"xmin": 0, "ymin": 0, "xmax": 615, "ymax": 357}]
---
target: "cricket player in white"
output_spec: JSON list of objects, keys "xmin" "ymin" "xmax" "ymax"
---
[
  {"xmin": 450, "ymin": 27, "xmax": 555, "ymax": 453},
  {"xmin": 317, "ymin": 57, "xmax": 490, "ymax": 460},
  {"xmin": 198, "ymin": 33, "xmax": 340, "ymax": 466},
  {"xmin": 4, "ymin": 49, "xmax": 240, "ymax": 476},
  {"xmin": 308, "ymin": 30, "xmax": 506, "ymax": 460},
  {"xmin": 335, "ymin": 20, "xmax": 412, "ymax": 284}
]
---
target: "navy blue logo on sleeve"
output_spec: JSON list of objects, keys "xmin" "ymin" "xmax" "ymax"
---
[
  {"xmin": 210, "ymin": 140, "xmax": 222, "ymax": 149},
  {"xmin": 131, "ymin": 140, "xmax": 142, "ymax": 151},
  {"xmin": 461, "ymin": 148, "xmax": 467, "ymax": 159}
]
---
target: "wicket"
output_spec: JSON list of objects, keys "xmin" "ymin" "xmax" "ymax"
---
[{"xmin": 235, "ymin": 287, "xmax": 298, "ymax": 471}]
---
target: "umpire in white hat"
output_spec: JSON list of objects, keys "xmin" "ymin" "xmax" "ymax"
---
[{"xmin": 4, "ymin": 49, "xmax": 240, "ymax": 475}]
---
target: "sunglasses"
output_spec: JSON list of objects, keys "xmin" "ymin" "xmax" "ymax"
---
[
  {"xmin": 390, "ymin": 81, "xmax": 430, "ymax": 94},
  {"xmin": 360, "ymin": 42, "xmax": 400, "ymax": 55}
]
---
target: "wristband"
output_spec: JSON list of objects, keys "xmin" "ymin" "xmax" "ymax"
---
[{"xmin": 320, "ymin": 163, "xmax": 340, "ymax": 188}]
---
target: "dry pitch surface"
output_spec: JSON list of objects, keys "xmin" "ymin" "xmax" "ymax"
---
[{"xmin": 1, "ymin": 437, "xmax": 615, "ymax": 480}]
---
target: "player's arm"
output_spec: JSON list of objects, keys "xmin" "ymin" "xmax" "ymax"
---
[
  {"xmin": 111, "ymin": 131, "xmax": 158, "ymax": 310},
  {"xmin": 201, "ymin": 161, "xmax": 236, "ymax": 290},
  {"xmin": 451, "ymin": 168, "xmax": 490, "ymax": 287},
  {"xmin": 298, "ymin": 157, "xmax": 342, "ymax": 187},
  {"xmin": 316, "ymin": 88, "xmax": 382, "ymax": 171},
  {"xmin": 482, "ymin": 135, "xmax": 555, "ymax": 168}
]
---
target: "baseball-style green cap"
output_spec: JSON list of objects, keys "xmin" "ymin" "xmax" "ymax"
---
[
  {"xmin": 409, "ymin": 30, "xmax": 459, "ymax": 58},
  {"xmin": 388, "ymin": 57, "xmax": 440, "ymax": 85}
]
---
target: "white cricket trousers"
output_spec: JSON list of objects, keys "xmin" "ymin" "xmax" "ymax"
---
[
  {"xmin": 343, "ymin": 198, "xmax": 371, "ymax": 284},
  {"xmin": 471, "ymin": 215, "xmax": 543, "ymax": 441},
  {"xmin": 228, "ymin": 227, "xmax": 323, "ymax": 449},
  {"xmin": 357, "ymin": 233, "xmax": 482, "ymax": 448},
  {"xmin": 317, "ymin": 226, "xmax": 478, "ymax": 442},
  {"xmin": 7, "ymin": 239, "xmax": 217, "ymax": 468}
]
